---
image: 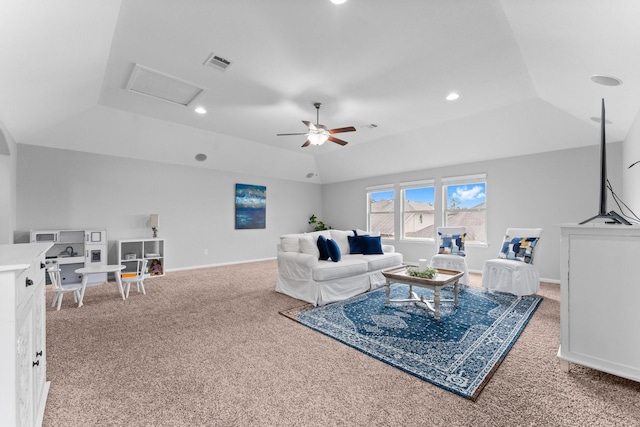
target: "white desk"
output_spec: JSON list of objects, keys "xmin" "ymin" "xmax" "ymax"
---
[{"xmin": 74, "ymin": 265, "xmax": 126, "ymax": 307}]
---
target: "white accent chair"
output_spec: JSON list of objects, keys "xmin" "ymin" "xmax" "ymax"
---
[
  {"xmin": 482, "ymin": 227, "xmax": 543, "ymax": 297},
  {"xmin": 122, "ymin": 259, "xmax": 148, "ymax": 298},
  {"xmin": 430, "ymin": 227, "xmax": 469, "ymax": 286},
  {"xmin": 48, "ymin": 266, "xmax": 83, "ymax": 310}
]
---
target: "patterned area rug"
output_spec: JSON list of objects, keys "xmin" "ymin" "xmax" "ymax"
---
[{"xmin": 281, "ymin": 284, "xmax": 542, "ymax": 401}]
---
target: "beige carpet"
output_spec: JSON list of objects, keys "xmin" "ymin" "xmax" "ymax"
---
[{"xmin": 43, "ymin": 260, "xmax": 640, "ymax": 426}]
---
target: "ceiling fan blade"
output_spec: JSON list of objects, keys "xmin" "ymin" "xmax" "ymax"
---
[
  {"xmin": 277, "ymin": 132, "xmax": 307, "ymax": 136},
  {"xmin": 329, "ymin": 126, "xmax": 356, "ymax": 134},
  {"xmin": 302, "ymin": 120, "xmax": 314, "ymax": 130},
  {"xmin": 328, "ymin": 135, "xmax": 348, "ymax": 146},
  {"xmin": 301, "ymin": 140, "xmax": 311, "ymax": 147}
]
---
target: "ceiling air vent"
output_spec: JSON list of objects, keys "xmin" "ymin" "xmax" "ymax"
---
[
  {"xmin": 126, "ymin": 64, "xmax": 205, "ymax": 106},
  {"xmin": 204, "ymin": 53, "xmax": 232, "ymax": 71}
]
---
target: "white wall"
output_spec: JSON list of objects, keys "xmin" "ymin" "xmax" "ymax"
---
[
  {"xmin": 0, "ymin": 121, "xmax": 16, "ymax": 244},
  {"xmin": 15, "ymin": 144, "xmax": 322, "ymax": 270},
  {"xmin": 321, "ymin": 143, "xmax": 624, "ymax": 282},
  {"xmin": 13, "ymin": 141, "xmax": 628, "ymax": 281},
  {"xmin": 623, "ymin": 107, "xmax": 640, "ymax": 214}
]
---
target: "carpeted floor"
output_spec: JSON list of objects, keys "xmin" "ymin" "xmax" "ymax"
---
[{"xmin": 43, "ymin": 260, "xmax": 640, "ymax": 426}]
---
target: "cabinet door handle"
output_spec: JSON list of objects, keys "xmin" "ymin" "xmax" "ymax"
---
[
  {"xmin": 36, "ymin": 351, "xmax": 43, "ymax": 357},
  {"xmin": 25, "ymin": 277, "xmax": 34, "ymax": 287},
  {"xmin": 40, "ymin": 262, "xmax": 45, "ymax": 269},
  {"xmin": 32, "ymin": 360, "xmax": 40, "ymax": 367}
]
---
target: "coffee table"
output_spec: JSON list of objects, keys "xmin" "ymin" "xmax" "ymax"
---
[{"xmin": 382, "ymin": 265, "xmax": 463, "ymax": 320}]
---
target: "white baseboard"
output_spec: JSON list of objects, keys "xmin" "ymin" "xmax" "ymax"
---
[{"xmin": 166, "ymin": 257, "xmax": 276, "ymax": 273}]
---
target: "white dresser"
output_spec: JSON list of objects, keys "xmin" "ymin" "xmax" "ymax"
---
[
  {"xmin": 559, "ymin": 224, "xmax": 640, "ymax": 382},
  {"xmin": 0, "ymin": 243, "xmax": 52, "ymax": 427}
]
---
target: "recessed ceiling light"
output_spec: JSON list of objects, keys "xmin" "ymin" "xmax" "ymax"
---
[
  {"xmin": 590, "ymin": 75, "xmax": 622, "ymax": 86},
  {"xmin": 331, "ymin": 0, "xmax": 347, "ymax": 4},
  {"xmin": 590, "ymin": 117, "xmax": 613, "ymax": 125},
  {"xmin": 446, "ymin": 92, "xmax": 460, "ymax": 101},
  {"xmin": 195, "ymin": 153, "xmax": 207, "ymax": 161},
  {"xmin": 195, "ymin": 106, "xmax": 207, "ymax": 114}
]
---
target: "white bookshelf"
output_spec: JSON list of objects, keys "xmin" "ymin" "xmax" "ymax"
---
[{"xmin": 117, "ymin": 238, "xmax": 165, "ymax": 278}]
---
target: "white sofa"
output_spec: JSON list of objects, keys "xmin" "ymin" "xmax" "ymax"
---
[{"xmin": 275, "ymin": 229, "xmax": 403, "ymax": 306}]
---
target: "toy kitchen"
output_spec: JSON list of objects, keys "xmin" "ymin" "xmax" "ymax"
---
[{"xmin": 30, "ymin": 229, "xmax": 108, "ymax": 285}]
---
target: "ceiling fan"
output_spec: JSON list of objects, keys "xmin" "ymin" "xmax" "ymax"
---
[{"xmin": 277, "ymin": 102, "xmax": 356, "ymax": 147}]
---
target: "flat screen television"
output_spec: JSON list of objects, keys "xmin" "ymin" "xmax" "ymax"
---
[{"xmin": 580, "ymin": 98, "xmax": 630, "ymax": 225}]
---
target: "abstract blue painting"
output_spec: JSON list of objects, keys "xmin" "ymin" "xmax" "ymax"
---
[{"xmin": 235, "ymin": 183, "xmax": 266, "ymax": 229}]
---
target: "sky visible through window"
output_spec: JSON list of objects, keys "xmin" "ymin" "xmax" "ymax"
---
[
  {"xmin": 370, "ymin": 190, "xmax": 394, "ymax": 201},
  {"xmin": 405, "ymin": 187, "xmax": 434, "ymax": 204},
  {"xmin": 447, "ymin": 182, "xmax": 486, "ymax": 209}
]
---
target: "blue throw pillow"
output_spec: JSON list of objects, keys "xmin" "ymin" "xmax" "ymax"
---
[
  {"xmin": 362, "ymin": 235, "xmax": 383, "ymax": 255},
  {"xmin": 317, "ymin": 235, "xmax": 330, "ymax": 260},
  {"xmin": 347, "ymin": 235, "xmax": 367, "ymax": 254},
  {"xmin": 326, "ymin": 238, "xmax": 341, "ymax": 262}
]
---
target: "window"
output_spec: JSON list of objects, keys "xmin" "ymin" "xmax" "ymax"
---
[
  {"xmin": 442, "ymin": 174, "xmax": 487, "ymax": 243},
  {"xmin": 367, "ymin": 186, "xmax": 395, "ymax": 238},
  {"xmin": 401, "ymin": 180, "xmax": 435, "ymax": 240}
]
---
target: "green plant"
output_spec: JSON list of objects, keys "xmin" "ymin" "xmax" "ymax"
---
[
  {"xmin": 406, "ymin": 266, "xmax": 438, "ymax": 279},
  {"xmin": 308, "ymin": 214, "xmax": 331, "ymax": 231}
]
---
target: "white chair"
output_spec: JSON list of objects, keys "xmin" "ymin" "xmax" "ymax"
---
[
  {"xmin": 48, "ymin": 266, "xmax": 83, "ymax": 310},
  {"xmin": 122, "ymin": 259, "xmax": 148, "ymax": 298},
  {"xmin": 430, "ymin": 227, "xmax": 469, "ymax": 286},
  {"xmin": 482, "ymin": 227, "xmax": 543, "ymax": 297}
]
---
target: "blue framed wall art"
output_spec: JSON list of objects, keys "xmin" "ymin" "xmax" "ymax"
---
[{"xmin": 235, "ymin": 183, "xmax": 266, "ymax": 229}]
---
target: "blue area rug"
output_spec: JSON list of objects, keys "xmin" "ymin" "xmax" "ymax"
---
[{"xmin": 282, "ymin": 284, "xmax": 542, "ymax": 401}]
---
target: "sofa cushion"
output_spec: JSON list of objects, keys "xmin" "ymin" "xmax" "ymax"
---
[
  {"xmin": 312, "ymin": 258, "xmax": 368, "ymax": 281},
  {"xmin": 299, "ymin": 235, "xmax": 320, "ymax": 258},
  {"xmin": 329, "ymin": 229, "xmax": 354, "ymax": 255},
  {"xmin": 362, "ymin": 235, "xmax": 384, "ymax": 255},
  {"xmin": 307, "ymin": 230, "xmax": 332, "ymax": 241},
  {"xmin": 326, "ymin": 238, "xmax": 341, "ymax": 262},
  {"xmin": 317, "ymin": 235, "xmax": 330, "ymax": 260},
  {"xmin": 280, "ymin": 234, "xmax": 301, "ymax": 252},
  {"xmin": 348, "ymin": 253, "xmax": 403, "ymax": 272}
]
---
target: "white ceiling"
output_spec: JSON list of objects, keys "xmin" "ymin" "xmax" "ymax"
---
[{"xmin": 2, "ymin": 0, "xmax": 640, "ymax": 183}]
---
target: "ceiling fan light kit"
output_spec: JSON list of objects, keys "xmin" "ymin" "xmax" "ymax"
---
[{"xmin": 277, "ymin": 102, "xmax": 356, "ymax": 147}]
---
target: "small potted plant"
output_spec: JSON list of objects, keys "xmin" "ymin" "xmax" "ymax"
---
[
  {"xmin": 308, "ymin": 214, "xmax": 331, "ymax": 231},
  {"xmin": 406, "ymin": 266, "xmax": 438, "ymax": 279}
]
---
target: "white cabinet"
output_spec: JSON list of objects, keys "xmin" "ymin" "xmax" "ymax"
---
[
  {"xmin": 30, "ymin": 229, "xmax": 107, "ymax": 285},
  {"xmin": 117, "ymin": 238, "xmax": 165, "ymax": 278},
  {"xmin": 559, "ymin": 224, "xmax": 640, "ymax": 382},
  {"xmin": 1, "ymin": 242, "xmax": 52, "ymax": 427}
]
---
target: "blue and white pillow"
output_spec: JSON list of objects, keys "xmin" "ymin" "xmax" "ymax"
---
[
  {"xmin": 438, "ymin": 232, "xmax": 466, "ymax": 256},
  {"xmin": 498, "ymin": 235, "xmax": 539, "ymax": 264}
]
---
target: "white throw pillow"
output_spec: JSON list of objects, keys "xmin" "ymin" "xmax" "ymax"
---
[
  {"xmin": 329, "ymin": 230, "xmax": 354, "ymax": 255},
  {"xmin": 280, "ymin": 234, "xmax": 301, "ymax": 252},
  {"xmin": 299, "ymin": 235, "xmax": 320, "ymax": 258},
  {"xmin": 307, "ymin": 230, "xmax": 331, "ymax": 240}
]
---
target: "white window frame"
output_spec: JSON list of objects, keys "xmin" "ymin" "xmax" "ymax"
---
[
  {"xmin": 366, "ymin": 184, "xmax": 395, "ymax": 238},
  {"xmin": 442, "ymin": 173, "xmax": 487, "ymax": 245},
  {"xmin": 400, "ymin": 179, "xmax": 435, "ymax": 241}
]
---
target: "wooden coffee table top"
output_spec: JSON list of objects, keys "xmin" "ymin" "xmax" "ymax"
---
[{"xmin": 382, "ymin": 265, "xmax": 463, "ymax": 287}]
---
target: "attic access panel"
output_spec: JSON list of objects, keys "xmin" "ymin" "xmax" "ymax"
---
[{"xmin": 126, "ymin": 64, "xmax": 204, "ymax": 106}]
